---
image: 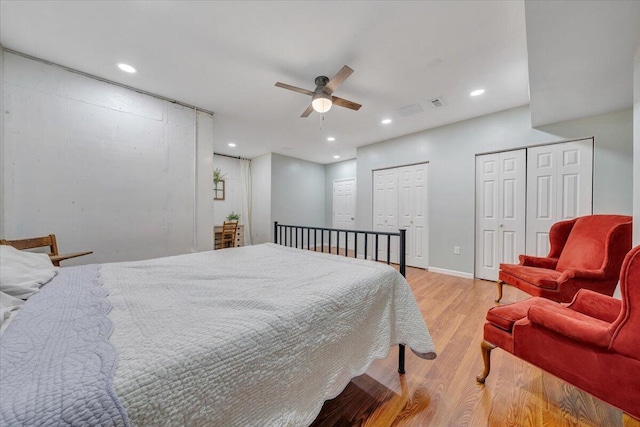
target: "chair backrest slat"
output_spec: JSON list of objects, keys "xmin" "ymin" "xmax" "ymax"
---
[{"xmin": 0, "ymin": 234, "xmax": 58, "ymax": 255}]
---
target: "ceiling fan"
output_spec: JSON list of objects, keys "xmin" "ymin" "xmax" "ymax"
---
[{"xmin": 275, "ymin": 65, "xmax": 362, "ymax": 118}]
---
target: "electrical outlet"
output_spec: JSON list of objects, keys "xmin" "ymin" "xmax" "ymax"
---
[{"xmin": 454, "ymin": 246, "xmax": 461, "ymax": 255}]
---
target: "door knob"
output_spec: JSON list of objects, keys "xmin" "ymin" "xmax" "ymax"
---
[{"xmin": 499, "ymin": 224, "xmax": 504, "ymax": 228}]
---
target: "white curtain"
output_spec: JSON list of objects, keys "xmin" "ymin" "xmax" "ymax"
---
[{"xmin": 240, "ymin": 159, "xmax": 252, "ymax": 245}]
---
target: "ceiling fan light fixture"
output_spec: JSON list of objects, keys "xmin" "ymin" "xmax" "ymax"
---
[{"xmin": 312, "ymin": 91, "xmax": 332, "ymax": 113}]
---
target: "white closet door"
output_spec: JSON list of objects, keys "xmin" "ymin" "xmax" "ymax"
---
[
  {"xmin": 499, "ymin": 151, "xmax": 526, "ymax": 266},
  {"xmin": 526, "ymin": 139, "xmax": 593, "ymax": 256},
  {"xmin": 411, "ymin": 164, "xmax": 429, "ymax": 268},
  {"xmin": 373, "ymin": 169, "xmax": 398, "ymax": 263},
  {"xmin": 476, "ymin": 154, "xmax": 500, "ymax": 281},
  {"xmin": 475, "ymin": 150, "xmax": 526, "ymax": 281},
  {"xmin": 398, "ymin": 166, "xmax": 414, "ymax": 265},
  {"xmin": 399, "ymin": 164, "xmax": 428, "ymax": 269}
]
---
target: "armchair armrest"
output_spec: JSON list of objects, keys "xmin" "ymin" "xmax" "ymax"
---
[
  {"xmin": 49, "ymin": 251, "xmax": 93, "ymax": 266},
  {"xmin": 556, "ymin": 268, "xmax": 606, "ymax": 283},
  {"xmin": 566, "ymin": 289, "xmax": 621, "ymax": 323},
  {"xmin": 527, "ymin": 304, "xmax": 612, "ymax": 348},
  {"xmin": 519, "ymin": 255, "xmax": 558, "ymax": 269}
]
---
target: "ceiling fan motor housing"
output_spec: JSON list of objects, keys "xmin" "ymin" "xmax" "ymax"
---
[{"xmin": 315, "ymin": 76, "xmax": 330, "ymax": 90}]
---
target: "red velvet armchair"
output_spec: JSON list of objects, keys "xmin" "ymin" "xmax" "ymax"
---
[
  {"xmin": 497, "ymin": 214, "xmax": 632, "ymax": 303},
  {"xmin": 477, "ymin": 244, "xmax": 640, "ymax": 419}
]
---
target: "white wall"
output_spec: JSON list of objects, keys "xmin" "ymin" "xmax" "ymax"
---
[
  {"xmin": 271, "ymin": 153, "xmax": 325, "ymax": 230},
  {"xmin": 0, "ymin": 47, "xmax": 4, "ymax": 238},
  {"xmin": 324, "ymin": 159, "xmax": 357, "ymax": 227},
  {"xmin": 1, "ymin": 52, "xmax": 214, "ymax": 263},
  {"xmin": 250, "ymin": 153, "xmax": 271, "ymax": 244},
  {"xmin": 196, "ymin": 111, "xmax": 215, "ymax": 251},
  {"xmin": 539, "ymin": 111, "xmax": 633, "ymax": 215},
  {"xmin": 212, "ymin": 154, "xmax": 243, "ymax": 225},
  {"xmin": 634, "ymin": 45, "xmax": 640, "ymax": 246},
  {"xmin": 357, "ymin": 105, "xmax": 633, "ymax": 276}
]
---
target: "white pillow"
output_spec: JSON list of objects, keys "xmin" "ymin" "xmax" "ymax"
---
[
  {"xmin": 0, "ymin": 245, "xmax": 59, "ymax": 299},
  {"xmin": 0, "ymin": 291, "xmax": 24, "ymax": 333}
]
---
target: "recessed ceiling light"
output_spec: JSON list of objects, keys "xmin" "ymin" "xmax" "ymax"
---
[
  {"xmin": 228, "ymin": 143, "xmax": 236, "ymax": 147},
  {"xmin": 327, "ymin": 137, "xmax": 336, "ymax": 142},
  {"xmin": 333, "ymin": 155, "xmax": 340, "ymax": 159},
  {"xmin": 381, "ymin": 119, "xmax": 392, "ymax": 124},
  {"xmin": 470, "ymin": 89, "xmax": 485, "ymax": 97},
  {"xmin": 117, "ymin": 63, "xmax": 136, "ymax": 73}
]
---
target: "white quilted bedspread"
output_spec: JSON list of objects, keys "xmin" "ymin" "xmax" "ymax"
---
[{"xmin": 101, "ymin": 243, "xmax": 435, "ymax": 427}]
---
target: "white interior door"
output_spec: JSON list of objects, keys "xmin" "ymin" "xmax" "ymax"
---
[
  {"xmin": 333, "ymin": 178, "xmax": 356, "ymax": 249},
  {"xmin": 526, "ymin": 139, "xmax": 593, "ymax": 256},
  {"xmin": 399, "ymin": 164, "xmax": 429, "ymax": 268},
  {"xmin": 373, "ymin": 169, "xmax": 399, "ymax": 263},
  {"xmin": 475, "ymin": 150, "xmax": 526, "ymax": 281}
]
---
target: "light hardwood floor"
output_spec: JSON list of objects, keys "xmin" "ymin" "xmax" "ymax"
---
[{"xmin": 310, "ymin": 267, "xmax": 631, "ymax": 427}]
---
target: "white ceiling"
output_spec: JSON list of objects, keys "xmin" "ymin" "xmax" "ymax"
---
[
  {"xmin": 3, "ymin": 2, "xmax": 639, "ymax": 163},
  {"xmin": 0, "ymin": 1, "xmax": 531, "ymax": 164}
]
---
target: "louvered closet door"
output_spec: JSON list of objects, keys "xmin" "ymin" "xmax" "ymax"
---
[
  {"xmin": 526, "ymin": 139, "xmax": 593, "ymax": 256},
  {"xmin": 475, "ymin": 150, "xmax": 526, "ymax": 281}
]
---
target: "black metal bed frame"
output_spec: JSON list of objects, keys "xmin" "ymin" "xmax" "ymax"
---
[{"xmin": 273, "ymin": 221, "xmax": 408, "ymax": 374}]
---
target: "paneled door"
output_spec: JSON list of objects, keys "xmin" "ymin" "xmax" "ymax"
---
[
  {"xmin": 373, "ymin": 169, "xmax": 399, "ymax": 263},
  {"xmin": 374, "ymin": 163, "xmax": 428, "ymax": 267},
  {"xmin": 398, "ymin": 164, "xmax": 429, "ymax": 268},
  {"xmin": 333, "ymin": 178, "xmax": 356, "ymax": 249},
  {"xmin": 475, "ymin": 150, "xmax": 526, "ymax": 281},
  {"xmin": 526, "ymin": 139, "xmax": 593, "ymax": 256}
]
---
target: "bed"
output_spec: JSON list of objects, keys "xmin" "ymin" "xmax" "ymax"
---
[{"xmin": 0, "ymin": 227, "xmax": 436, "ymax": 426}]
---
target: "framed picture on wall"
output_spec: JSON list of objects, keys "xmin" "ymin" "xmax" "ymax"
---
[{"xmin": 214, "ymin": 180, "xmax": 225, "ymax": 200}]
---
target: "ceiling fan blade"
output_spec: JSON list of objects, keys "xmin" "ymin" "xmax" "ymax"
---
[
  {"xmin": 332, "ymin": 96, "xmax": 362, "ymax": 111},
  {"xmin": 324, "ymin": 65, "xmax": 354, "ymax": 94},
  {"xmin": 301, "ymin": 104, "xmax": 314, "ymax": 118},
  {"xmin": 275, "ymin": 82, "xmax": 314, "ymax": 96}
]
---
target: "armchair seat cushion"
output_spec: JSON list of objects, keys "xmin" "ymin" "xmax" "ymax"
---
[
  {"xmin": 487, "ymin": 297, "xmax": 558, "ymax": 332},
  {"xmin": 500, "ymin": 264, "xmax": 562, "ymax": 289}
]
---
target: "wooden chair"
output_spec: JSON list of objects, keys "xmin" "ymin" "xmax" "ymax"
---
[
  {"xmin": 220, "ymin": 222, "xmax": 239, "ymax": 249},
  {"xmin": 0, "ymin": 234, "xmax": 93, "ymax": 266}
]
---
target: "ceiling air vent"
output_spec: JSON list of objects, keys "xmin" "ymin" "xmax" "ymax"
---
[
  {"xmin": 429, "ymin": 97, "xmax": 445, "ymax": 108},
  {"xmin": 396, "ymin": 103, "xmax": 424, "ymax": 118}
]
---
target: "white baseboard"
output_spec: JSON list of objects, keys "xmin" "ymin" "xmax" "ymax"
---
[{"xmin": 428, "ymin": 266, "xmax": 474, "ymax": 279}]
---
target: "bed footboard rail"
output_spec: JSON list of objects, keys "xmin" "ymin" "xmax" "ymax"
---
[
  {"xmin": 273, "ymin": 221, "xmax": 406, "ymax": 277},
  {"xmin": 273, "ymin": 221, "xmax": 407, "ymax": 374}
]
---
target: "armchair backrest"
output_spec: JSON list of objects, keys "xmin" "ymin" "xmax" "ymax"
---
[
  {"xmin": 556, "ymin": 215, "xmax": 632, "ymax": 273},
  {"xmin": 546, "ymin": 218, "xmax": 577, "ymax": 259},
  {"xmin": 610, "ymin": 244, "xmax": 640, "ymax": 359}
]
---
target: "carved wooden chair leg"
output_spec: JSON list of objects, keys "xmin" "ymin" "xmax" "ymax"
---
[
  {"xmin": 495, "ymin": 280, "xmax": 504, "ymax": 303},
  {"xmin": 476, "ymin": 340, "xmax": 496, "ymax": 383}
]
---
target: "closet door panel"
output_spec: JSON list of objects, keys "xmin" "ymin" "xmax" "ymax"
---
[
  {"xmin": 475, "ymin": 154, "xmax": 500, "ymax": 280},
  {"xmin": 526, "ymin": 139, "xmax": 593, "ymax": 257},
  {"xmin": 527, "ymin": 145, "xmax": 558, "ymax": 257},
  {"xmin": 475, "ymin": 150, "xmax": 525, "ymax": 281},
  {"xmin": 411, "ymin": 163, "xmax": 428, "ymax": 268},
  {"xmin": 499, "ymin": 150, "xmax": 526, "ymax": 266}
]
